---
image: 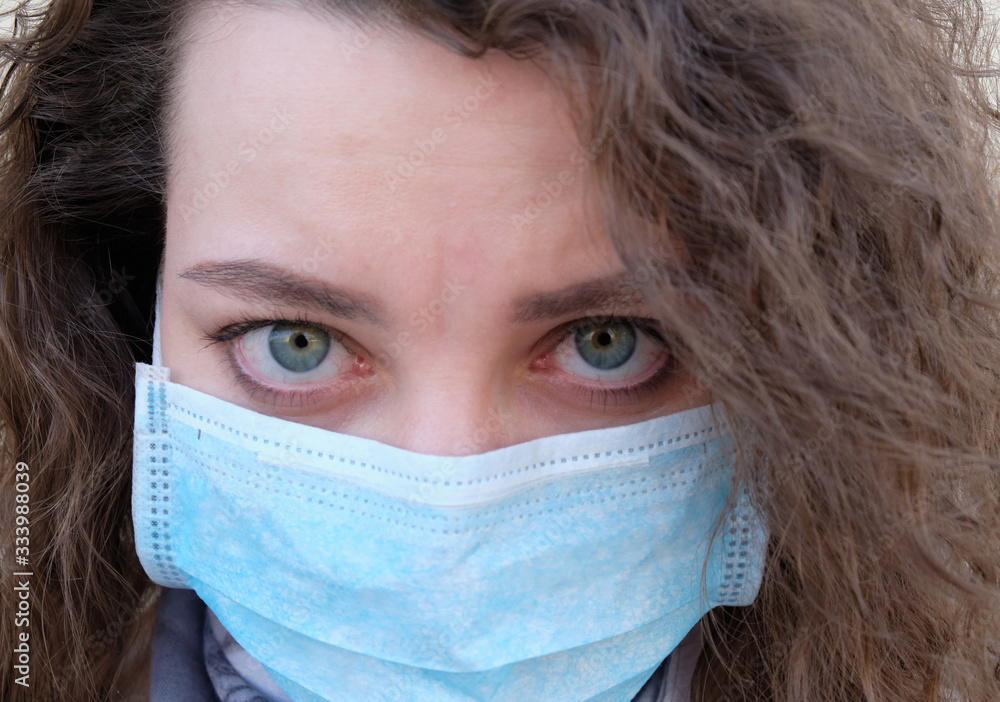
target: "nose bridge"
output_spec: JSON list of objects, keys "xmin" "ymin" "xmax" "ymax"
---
[
  {"xmin": 385, "ymin": 377, "xmax": 514, "ymax": 457},
  {"xmin": 370, "ymin": 344, "xmax": 517, "ymax": 456},
  {"xmin": 371, "ymin": 268, "xmax": 513, "ymax": 456}
]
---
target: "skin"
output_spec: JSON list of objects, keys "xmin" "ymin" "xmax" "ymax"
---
[{"xmin": 159, "ymin": 3, "xmax": 708, "ymax": 457}]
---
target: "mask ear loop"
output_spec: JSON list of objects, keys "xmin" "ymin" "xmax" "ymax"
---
[{"xmin": 152, "ymin": 270, "xmax": 163, "ymax": 367}]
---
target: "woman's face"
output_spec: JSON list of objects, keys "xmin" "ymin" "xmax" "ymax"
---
[{"xmin": 159, "ymin": 4, "xmax": 707, "ymax": 455}]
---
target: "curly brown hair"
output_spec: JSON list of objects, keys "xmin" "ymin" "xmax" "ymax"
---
[{"xmin": 2, "ymin": 0, "xmax": 1000, "ymax": 700}]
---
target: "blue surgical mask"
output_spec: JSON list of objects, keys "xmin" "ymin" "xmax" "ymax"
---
[{"xmin": 132, "ymin": 288, "xmax": 768, "ymax": 702}]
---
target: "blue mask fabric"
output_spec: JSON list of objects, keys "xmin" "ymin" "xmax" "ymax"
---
[{"xmin": 133, "ymin": 292, "xmax": 768, "ymax": 702}]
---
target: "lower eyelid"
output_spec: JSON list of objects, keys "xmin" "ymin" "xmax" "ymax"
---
[
  {"xmin": 225, "ymin": 344, "xmax": 364, "ymax": 411},
  {"xmin": 561, "ymin": 348, "xmax": 670, "ymax": 388},
  {"xmin": 227, "ymin": 362, "xmax": 327, "ymax": 410},
  {"xmin": 564, "ymin": 353, "xmax": 678, "ymax": 408}
]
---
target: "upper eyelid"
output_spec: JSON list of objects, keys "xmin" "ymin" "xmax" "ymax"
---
[
  {"xmin": 209, "ymin": 314, "xmax": 667, "ymax": 339},
  {"xmin": 202, "ymin": 316, "xmax": 346, "ymax": 346},
  {"xmin": 550, "ymin": 315, "xmax": 670, "ymax": 346}
]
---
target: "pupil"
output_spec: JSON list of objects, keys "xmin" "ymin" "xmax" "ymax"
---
[
  {"xmin": 294, "ymin": 334, "xmax": 308, "ymax": 349},
  {"xmin": 596, "ymin": 331, "xmax": 612, "ymax": 347}
]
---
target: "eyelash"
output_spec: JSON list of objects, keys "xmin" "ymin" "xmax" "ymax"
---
[{"xmin": 201, "ymin": 314, "xmax": 679, "ymax": 410}]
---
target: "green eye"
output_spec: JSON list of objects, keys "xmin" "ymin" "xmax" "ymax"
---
[
  {"xmin": 573, "ymin": 321, "xmax": 637, "ymax": 370},
  {"xmin": 268, "ymin": 323, "xmax": 332, "ymax": 373}
]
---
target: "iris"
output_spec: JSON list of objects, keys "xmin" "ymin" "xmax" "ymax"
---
[
  {"xmin": 269, "ymin": 323, "xmax": 331, "ymax": 372},
  {"xmin": 574, "ymin": 321, "xmax": 636, "ymax": 370}
]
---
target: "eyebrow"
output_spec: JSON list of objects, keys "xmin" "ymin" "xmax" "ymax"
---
[
  {"xmin": 179, "ymin": 260, "xmax": 388, "ymax": 327},
  {"xmin": 511, "ymin": 274, "xmax": 649, "ymax": 323},
  {"xmin": 179, "ymin": 259, "xmax": 649, "ymax": 326}
]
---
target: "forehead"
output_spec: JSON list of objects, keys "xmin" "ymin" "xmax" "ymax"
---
[
  {"xmin": 166, "ymin": 5, "xmax": 587, "ymax": 193},
  {"xmin": 163, "ymin": 4, "xmax": 624, "ymax": 306}
]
